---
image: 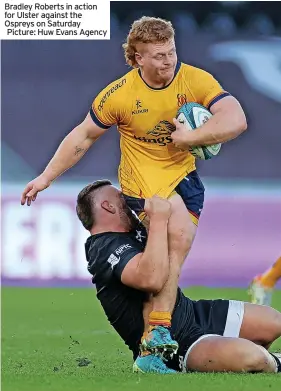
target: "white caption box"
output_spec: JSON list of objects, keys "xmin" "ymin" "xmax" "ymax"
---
[{"xmin": 1, "ymin": 0, "xmax": 110, "ymax": 40}]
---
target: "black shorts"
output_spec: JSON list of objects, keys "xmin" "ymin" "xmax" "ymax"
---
[
  {"xmin": 167, "ymin": 298, "xmax": 243, "ymax": 372},
  {"xmin": 123, "ymin": 170, "xmax": 205, "ymax": 224}
]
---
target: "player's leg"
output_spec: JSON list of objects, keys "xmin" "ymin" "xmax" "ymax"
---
[
  {"xmin": 189, "ymin": 296, "xmax": 281, "ymax": 356},
  {"xmin": 133, "ymin": 293, "xmax": 177, "ymax": 374},
  {"xmin": 249, "ymin": 256, "xmax": 281, "ymax": 305},
  {"xmin": 142, "ymin": 193, "xmax": 196, "ymax": 352},
  {"xmin": 210, "ymin": 298, "xmax": 281, "ymax": 349},
  {"xmin": 185, "ymin": 335, "xmax": 281, "ymax": 373},
  {"xmin": 133, "ymin": 196, "xmax": 193, "ymax": 373},
  {"xmin": 124, "ymin": 172, "xmax": 203, "ymax": 355},
  {"xmin": 144, "ymin": 172, "xmax": 204, "ymax": 349},
  {"xmin": 238, "ymin": 302, "xmax": 281, "ymax": 348},
  {"xmin": 121, "ymin": 194, "xmax": 177, "ymax": 373},
  {"xmin": 148, "ymin": 192, "xmax": 196, "ymax": 312}
]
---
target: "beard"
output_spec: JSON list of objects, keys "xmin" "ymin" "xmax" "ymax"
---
[{"xmin": 118, "ymin": 195, "xmax": 140, "ymax": 231}]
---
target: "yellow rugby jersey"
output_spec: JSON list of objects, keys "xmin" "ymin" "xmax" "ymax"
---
[{"xmin": 90, "ymin": 62, "xmax": 230, "ymax": 198}]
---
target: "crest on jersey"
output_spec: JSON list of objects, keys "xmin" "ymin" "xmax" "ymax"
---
[{"xmin": 177, "ymin": 94, "xmax": 187, "ymax": 107}]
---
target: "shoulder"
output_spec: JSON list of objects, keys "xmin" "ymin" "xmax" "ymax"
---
[
  {"xmin": 86, "ymin": 232, "xmax": 140, "ymax": 264},
  {"xmin": 95, "ymin": 68, "xmax": 137, "ymax": 108},
  {"xmin": 179, "ymin": 62, "xmax": 215, "ymax": 80},
  {"xmin": 86, "ymin": 232, "xmax": 143, "ymax": 279}
]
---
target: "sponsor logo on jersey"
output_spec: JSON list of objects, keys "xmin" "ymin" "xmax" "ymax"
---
[
  {"xmin": 133, "ymin": 135, "xmax": 173, "ymax": 146},
  {"xmin": 134, "ymin": 120, "xmax": 175, "ymax": 146},
  {"xmin": 177, "ymin": 93, "xmax": 187, "ymax": 107},
  {"xmin": 132, "ymin": 100, "xmax": 149, "ymax": 115},
  {"xmin": 115, "ymin": 244, "xmax": 132, "ymax": 256},
  {"xmin": 98, "ymin": 78, "xmax": 126, "ymax": 111},
  {"xmin": 147, "ymin": 120, "xmax": 175, "ymax": 137},
  {"xmin": 107, "ymin": 253, "xmax": 120, "ymax": 269}
]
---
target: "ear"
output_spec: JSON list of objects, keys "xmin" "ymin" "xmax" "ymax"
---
[
  {"xmin": 101, "ymin": 200, "xmax": 116, "ymax": 214},
  {"xmin": 135, "ymin": 52, "xmax": 144, "ymax": 67}
]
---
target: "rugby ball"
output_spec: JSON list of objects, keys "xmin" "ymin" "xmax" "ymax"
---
[{"xmin": 176, "ymin": 102, "xmax": 221, "ymax": 160}]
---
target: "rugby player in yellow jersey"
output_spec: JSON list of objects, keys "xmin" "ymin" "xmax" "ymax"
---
[
  {"xmin": 21, "ymin": 17, "xmax": 247, "ymax": 373},
  {"xmin": 249, "ymin": 256, "xmax": 281, "ymax": 306}
]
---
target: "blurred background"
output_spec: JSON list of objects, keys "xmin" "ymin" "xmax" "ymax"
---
[{"xmin": 1, "ymin": 1, "xmax": 281, "ymax": 288}]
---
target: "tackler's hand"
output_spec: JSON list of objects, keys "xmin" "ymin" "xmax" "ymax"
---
[{"xmin": 144, "ymin": 196, "xmax": 171, "ymax": 220}]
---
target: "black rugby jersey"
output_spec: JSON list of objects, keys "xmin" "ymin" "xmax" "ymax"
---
[{"xmin": 85, "ymin": 223, "xmax": 199, "ymax": 362}]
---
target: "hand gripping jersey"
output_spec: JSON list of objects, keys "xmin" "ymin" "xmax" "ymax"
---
[{"xmin": 90, "ymin": 62, "xmax": 229, "ymax": 198}]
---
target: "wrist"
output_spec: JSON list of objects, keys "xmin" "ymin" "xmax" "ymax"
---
[
  {"xmin": 149, "ymin": 214, "xmax": 169, "ymax": 225},
  {"xmin": 186, "ymin": 130, "xmax": 201, "ymax": 147},
  {"xmin": 41, "ymin": 170, "xmax": 55, "ymax": 183}
]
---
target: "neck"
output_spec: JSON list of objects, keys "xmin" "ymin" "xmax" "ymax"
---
[
  {"xmin": 139, "ymin": 68, "xmax": 174, "ymax": 89},
  {"xmin": 90, "ymin": 222, "xmax": 129, "ymax": 236}
]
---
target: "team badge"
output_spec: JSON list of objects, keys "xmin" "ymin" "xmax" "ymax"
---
[{"xmin": 177, "ymin": 94, "xmax": 187, "ymax": 107}]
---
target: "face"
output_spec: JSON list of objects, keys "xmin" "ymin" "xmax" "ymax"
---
[{"xmin": 135, "ymin": 39, "xmax": 177, "ymax": 84}]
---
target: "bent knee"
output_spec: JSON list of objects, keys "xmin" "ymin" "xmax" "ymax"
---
[
  {"xmin": 168, "ymin": 195, "xmax": 197, "ymax": 255},
  {"xmin": 168, "ymin": 220, "xmax": 196, "ymax": 256},
  {"xmin": 172, "ymin": 227, "xmax": 194, "ymax": 248},
  {"xmin": 257, "ymin": 307, "xmax": 281, "ymax": 345},
  {"xmin": 268, "ymin": 308, "xmax": 281, "ymax": 340},
  {"xmin": 241, "ymin": 348, "xmax": 271, "ymax": 372}
]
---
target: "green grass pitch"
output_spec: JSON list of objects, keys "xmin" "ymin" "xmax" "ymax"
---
[{"xmin": 2, "ymin": 287, "xmax": 281, "ymax": 391}]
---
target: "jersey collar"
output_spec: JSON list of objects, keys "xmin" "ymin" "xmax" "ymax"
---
[{"xmin": 137, "ymin": 61, "xmax": 181, "ymax": 90}]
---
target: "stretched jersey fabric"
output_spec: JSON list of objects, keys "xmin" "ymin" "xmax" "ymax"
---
[{"xmin": 90, "ymin": 62, "xmax": 230, "ymax": 198}]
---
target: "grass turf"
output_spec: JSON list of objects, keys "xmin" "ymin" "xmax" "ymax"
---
[{"xmin": 2, "ymin": 287, "xmax": 281, "ymax": 391}]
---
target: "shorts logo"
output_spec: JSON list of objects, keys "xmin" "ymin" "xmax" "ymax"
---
[
  {"xmin": 98, "ymin": 78, "xmax": 126, "ymax": 111},
  {"xmin": 107, "ymin": 253, "xmax": 120, "ymax": 269},
  {"xmin": 134, "ymin": 120, "xmax": 175, "ymax": 147},
  {"xmin": 132, "ymin": 99, "xmax": 149, "ymax": 115},
  {"xmin": 177, "ymin": 93, "xmax": 187, "ymax": 107}
]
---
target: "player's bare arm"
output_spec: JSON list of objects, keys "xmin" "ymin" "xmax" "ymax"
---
[
  {"xmin": 21, "ymin": 113, "xmax": 107, "ymax": 206},
  {"xmin": 171, "ymin": 96, "xmax": 247, "ymax": 149},
  {"xmin": 121, "ymin": 196, "xmax": 171, "ymax": 293}
]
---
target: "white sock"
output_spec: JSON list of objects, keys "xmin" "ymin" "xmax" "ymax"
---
[{"xmin": 270, "ymin": 353, "xmax": 281, "ymax": 373}]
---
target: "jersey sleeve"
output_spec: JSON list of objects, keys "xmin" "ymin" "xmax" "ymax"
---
[
  {"xmin": 90, "ymin": 77, "xmax": 127, "ymax": 129},
  {"xmin": 189, "ymin": 68, "xmax": 231, "ymax": 110},
  {"xmin": 105, "ymin": 236, "xmax": 142, "ymax": 280}
]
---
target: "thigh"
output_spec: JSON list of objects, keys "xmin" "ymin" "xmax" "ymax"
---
[
  {"xmin": 167, "ymin": 193, "xmax": 197, "ymax": 267},
  {"xmin": 175, "ymin": 170, "xmax": 205, "ymax": 226},
  {"xmin": 123, "ymin": 192, "xmax": 197, "ymax": 250},
  {"xmin": 193, "ymin": 299, "xmax": 229, "ymax": 336},
  {"xmin": 239, "ymin": 302, "xmax": 281, "ymax": 346},
  {"xmin": 185, "ymin": 335, "xmax": 265, "ymax": 373}
]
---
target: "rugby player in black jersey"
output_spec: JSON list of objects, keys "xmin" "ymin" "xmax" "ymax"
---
[{"xmin": 76, "ymin": 180, "xmax": 281, "ymax": 374}]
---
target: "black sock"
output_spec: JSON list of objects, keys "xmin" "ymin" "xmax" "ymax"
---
[{"xmin": 270, "ymin": 353, "xmax": 281, "ymax": 372}]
